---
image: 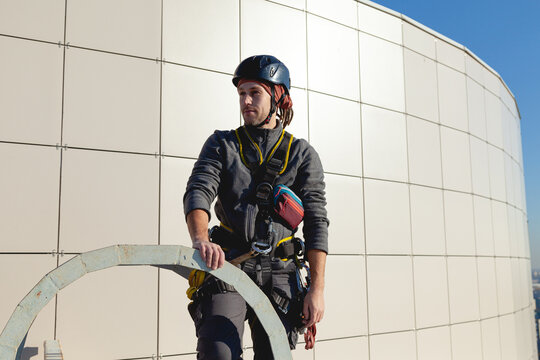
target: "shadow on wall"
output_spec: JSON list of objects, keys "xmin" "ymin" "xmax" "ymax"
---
[{"xmin": 20, "ymin": 347, "xmax": 38, "ymax": 360}]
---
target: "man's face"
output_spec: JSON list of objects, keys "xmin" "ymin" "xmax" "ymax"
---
[{"xmin": 237, "ymin": 81, "xmax": 272, "ymax": 126}]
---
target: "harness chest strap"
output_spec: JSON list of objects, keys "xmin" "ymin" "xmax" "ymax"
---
[
  {"xmin": 233, "ymin": 126, "xmax": 298, "ymax": 284},
  {"xmin": 234, "ymin": 125, "xmax": 295, "ymax": 258},
  {"xmin": 234, "ymin": 126, "xmax": 293, "ymax": 180}
]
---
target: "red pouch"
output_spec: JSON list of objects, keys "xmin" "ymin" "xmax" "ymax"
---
[{"xmin": 273, "ymin": 185, "xmax": 304, "ymax": 230}]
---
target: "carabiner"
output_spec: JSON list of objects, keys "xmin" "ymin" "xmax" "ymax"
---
[{"xmin": 251, "ymin": 241, "xmax": 272, "ymax": 255}]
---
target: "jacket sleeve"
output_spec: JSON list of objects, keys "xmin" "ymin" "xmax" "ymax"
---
[
  {"xmin": 183, "ymin": 132, "xmax": 223, "ymax": 220},
  {"xmin": 294, "ymin": 142, "xmax": 329, "ymax": 253}
]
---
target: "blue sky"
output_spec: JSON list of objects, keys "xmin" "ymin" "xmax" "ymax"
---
[{"xmin": 371, "ymin": 0, "xmax": 540, "ymax": 267}]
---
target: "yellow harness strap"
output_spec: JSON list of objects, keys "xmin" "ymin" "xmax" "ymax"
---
[
  {"xmin": 186, "ymin": 269, "xmax": 206, "ymax": 300},
  {"xmin": 234, "ymin": 126, "xmax": 293, "ymax": 174},
  {"xmin": 275, "ymin": 236, "xmax": 294, "ymax": 261}
]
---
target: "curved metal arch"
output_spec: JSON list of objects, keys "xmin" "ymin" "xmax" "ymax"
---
[{"xmin": 0, "ymin": 245, "xmax": 292, "ymax": 360}]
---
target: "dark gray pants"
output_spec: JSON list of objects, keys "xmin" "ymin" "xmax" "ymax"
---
[{"xmin": 190, "ymin": 273, "xmax": 299, "ymax": 360}]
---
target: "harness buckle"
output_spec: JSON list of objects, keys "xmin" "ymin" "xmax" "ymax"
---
[{"xmin": 255, "ymin": 182, "xmax": 273, "ymax": 204}]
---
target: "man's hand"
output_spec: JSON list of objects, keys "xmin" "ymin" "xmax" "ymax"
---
[
  {"xmin": 303, "ymin": 249, "xmax": 327, "ymax": 328},
  {"xmin": 187, "ymin": 209, "xmax": 225, "ymax": 270},
  {"xmin": 302, "ymin": 287, "xmax": 325, "ymax": 328},
  {"xmin": 193, "ymin": 240, "xmax": 225, "ymax": 270}
]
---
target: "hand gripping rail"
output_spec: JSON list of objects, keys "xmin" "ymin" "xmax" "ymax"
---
[{"xmin": 0, "ymin": 245, "xmax": 293, "ymax": 360}]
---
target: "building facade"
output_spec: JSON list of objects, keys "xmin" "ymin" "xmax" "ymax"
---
[{"xmin": 0, "ymin": 0, "xmax": 534, "ymax": 359}]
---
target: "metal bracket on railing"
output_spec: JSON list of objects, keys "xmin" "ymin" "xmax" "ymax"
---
[
  {"xmin": 0, "ymin": 245, "xmax": 292, "ymax": 360},
  {"xmin": 44, "ymin": 340, "xmax": 63, "ymax": 360}
]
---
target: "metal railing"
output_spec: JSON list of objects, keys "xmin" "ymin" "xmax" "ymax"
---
[{"xmin": 0, "ymin": 245, "xmax": 292, "ymax": 360}]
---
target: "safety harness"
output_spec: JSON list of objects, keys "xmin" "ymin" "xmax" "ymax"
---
[
  {"xmin": 187, "ymin": 125, "xmax": 315, "ymax": 345},
  {"xmin": 187, "ymin": 125, "xmax": 296, "ymax": 299},
  {"xmin": 234, "ymin": 125, "xmax": 294, "ymax": 287}
]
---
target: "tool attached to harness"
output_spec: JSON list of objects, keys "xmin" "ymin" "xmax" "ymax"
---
[{"xmin": 292, "ymin": 261, "xmax": 317, "ymax": 349}]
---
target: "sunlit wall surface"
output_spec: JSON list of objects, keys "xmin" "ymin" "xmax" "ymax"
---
[{"xmin": 0, "ymin": 0, "xmax": 535, "ymax": 359}]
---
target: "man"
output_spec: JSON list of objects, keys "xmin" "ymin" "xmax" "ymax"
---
[{"xmin": 184, "ymin": 55, "xmax": 328, "ymax": 359}]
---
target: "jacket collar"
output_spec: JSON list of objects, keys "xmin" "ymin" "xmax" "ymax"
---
[{"xmin": 244, "ymin": 123, "xmax": 284, "ymax": 159}]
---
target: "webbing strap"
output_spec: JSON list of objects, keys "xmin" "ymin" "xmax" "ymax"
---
[
  {"xmin": 235, "ymin": 126, "xmax": 293, "ymax": 178},
  {"xmin": 271, "ymin": 289, "xmax": 290, "ymax": 314},
  {"xmin": 260, "ymin": 255, "xmax": 272, "ymax": 285},
  {"xmin": 256, "ymin": 132, "xmax": 292, "ymax": 210},
  {"xmin": 255, "ymin": 131, "xmax": 292, "ymax": 186},
  {"xmin": 243, "ymin": 255, "xmax": 273, "ymax": 287},
  {"xmin": 235, "ymin": 126, "xmax": 293, "ymax": 214},
  {"xmin": 191, "ymin": 277, "xmax": 236, "ymax": 302}
]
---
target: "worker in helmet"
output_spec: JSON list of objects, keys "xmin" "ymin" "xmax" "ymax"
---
[{"xmin": 184, "ymin": 55, "xmax": 329, "ymax": 359}]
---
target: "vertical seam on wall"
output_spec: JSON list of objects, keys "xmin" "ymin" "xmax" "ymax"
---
[
  {"xmin": 497, "ymin": 312, "xmax": 504, "ymax": 358},
  {"xmin": 464, "ymin": 49, "xmax": 485, "ymax": 360},
  {"xmin": 401, "ymin": 20, "xmax": 419, "ymax": 360},
  {"xmin": 401, "ymin": 21, "xmax": 421, "ymax": 360},
  {"xmin": 480, "ymin": 87, "xmax": 493, "ymax": 231},
  {"xmin": 434, "ymin": 39, "xmax": 455, "ymax": 360},
  {"xmin": 304, "ymin": 3, "xmax": 310, "ymax": 143},
  {"xmin": 238, "ymin": 0, "xmax": 241, "ymax": 62},
  {"xmin": 54, "ymin": 154, "xmax": 63, "ymax": 341},
  {"xmin": 356, "ymin": 3, "xmax": 371, "ymax": 358},
  {"xmin": 304, "ymin": 5, "xmax": 312, "ymax": 358},
  {"xmin": 157, "ymin": 0, "xmax": 164, "ymax": 357},
  {"xmin": 54, "ymin": 0, "xmax": 69, "ymax": 341},
  {"xmin": 158, "ymin": 0, "xmax": 164, "ymax": 247},
  {"xmin": 305, "ymin": 3, "xmax": 311, "ymax": 357},
  {"xmin": 156, "ymin": 3, "xmax": 165, "ymax": 360},
  {"xmin": 504, "ymin": 159, "xmax": 513, "ymax": 258},
  {"xmin": 54, "ymin": 151, "xmax": 63, "ymax": 343},
  {"xmin": 483, "ymin": 68, "xmax": 505, "ymax": 359}
]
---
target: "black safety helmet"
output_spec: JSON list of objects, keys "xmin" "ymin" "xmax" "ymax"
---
[{"xmin": 232, "ymin": 55, "xmax": 291, "ymax": 93}]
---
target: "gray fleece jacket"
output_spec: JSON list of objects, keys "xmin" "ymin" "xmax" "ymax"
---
[{"xmin": 183, "ymin": 124, "xmax": 329, "ymax": 254}]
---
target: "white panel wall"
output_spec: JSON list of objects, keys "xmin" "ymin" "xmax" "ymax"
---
[
  {"xmin": 0, "ymin": 37, "xmax": 63, "ymax": 145},
  {"xmin": 56, "ymin": 266, "xmax": 158, "ymax": 359},
  {"xmin": 0, "ymin": 0, "xmax": 533, "ymax": 359},
  {"xmin": 63, "ymin": 49, "xmax": 161, "ymax": 153}
]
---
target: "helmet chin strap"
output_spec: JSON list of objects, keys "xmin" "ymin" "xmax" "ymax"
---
[{"xmin": 256, "ymin": 86, "xmax": 286, "ymax": 128}]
